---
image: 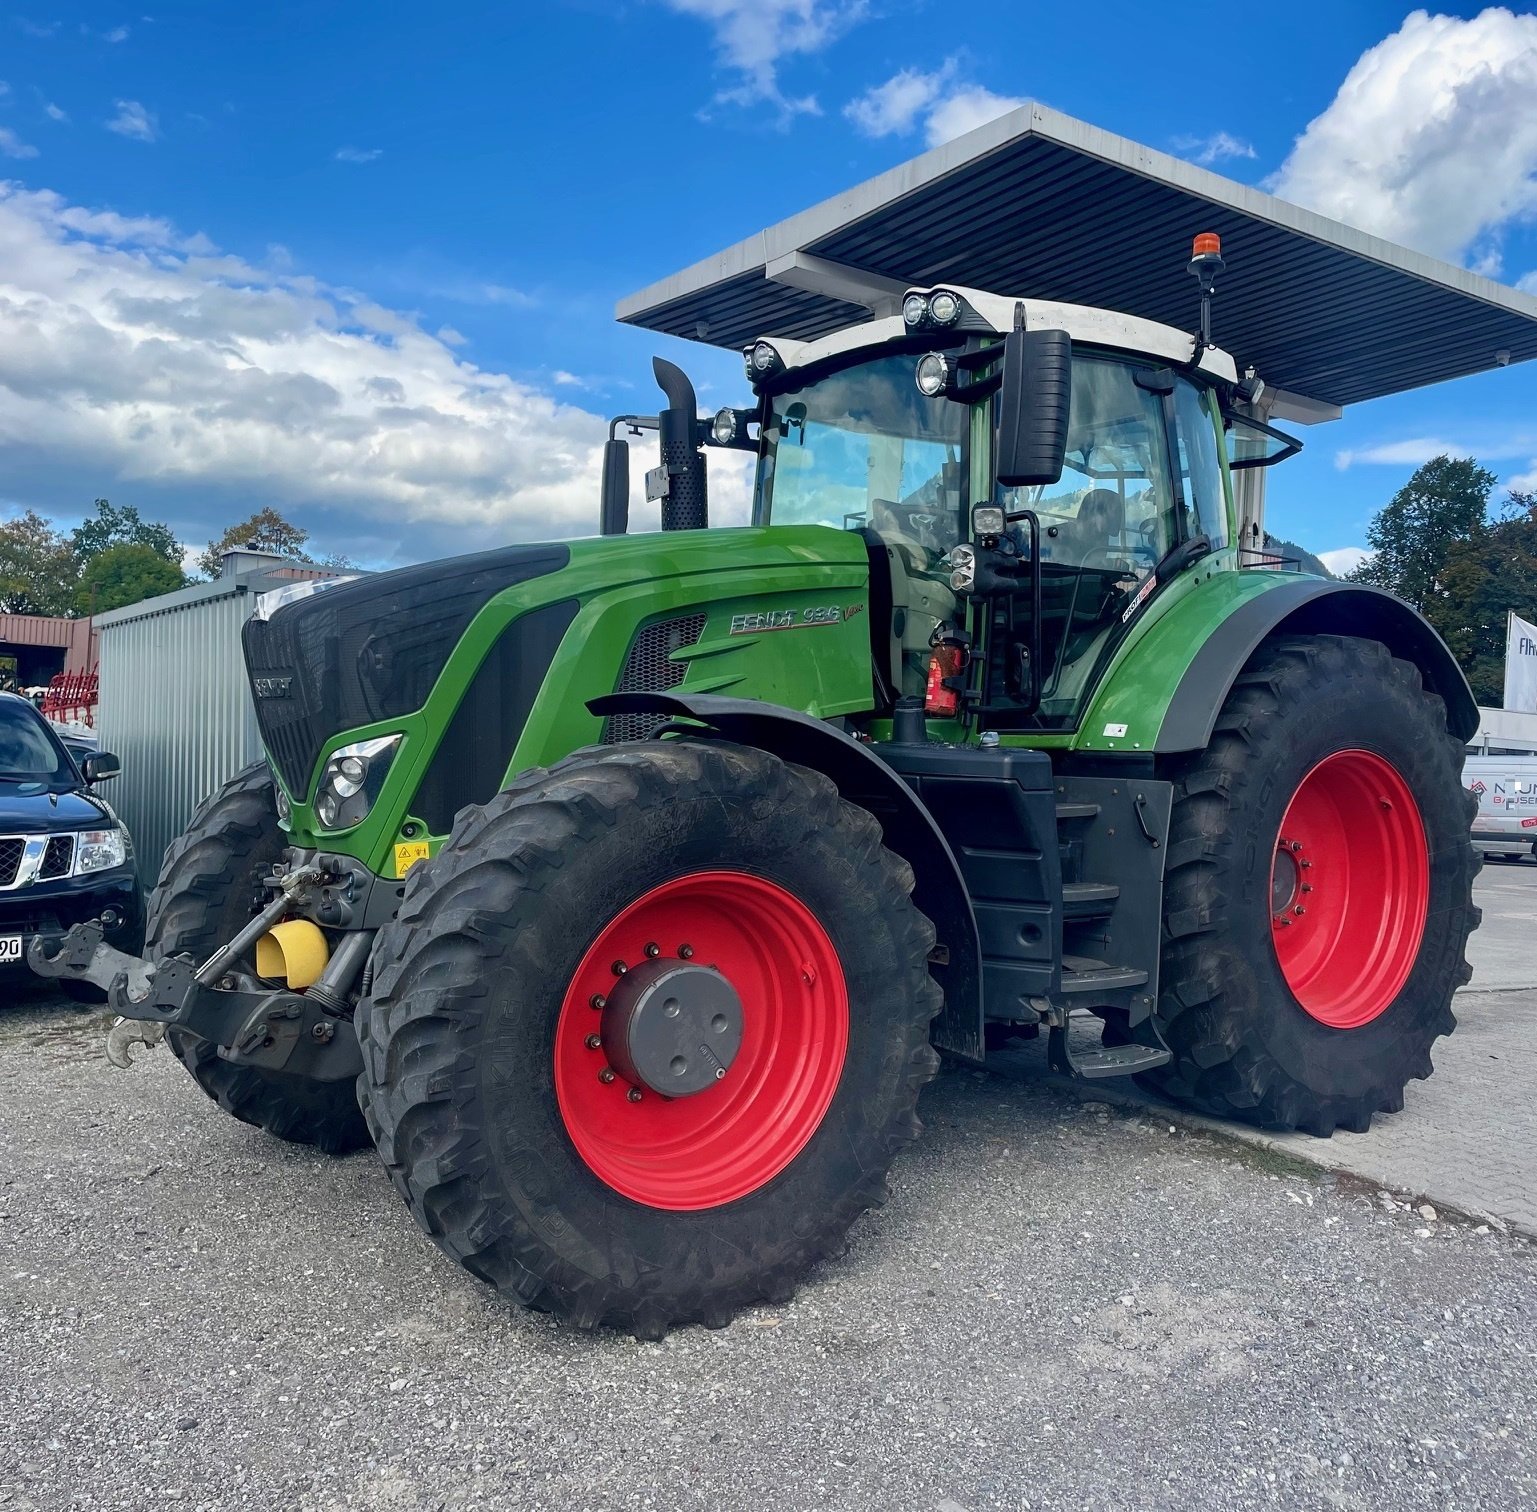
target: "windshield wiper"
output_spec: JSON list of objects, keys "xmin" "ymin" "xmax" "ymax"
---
[{"xmin": 1153, "ymin": 532, "xmax": 1213, "ymax": 585}]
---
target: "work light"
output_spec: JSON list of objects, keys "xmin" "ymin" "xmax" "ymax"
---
[
  {"xmin": 313, "ymin": 734, "xmax": 403, "ymax": 832},
  {"xmin": 915, "ymin": 352, "xmax": 951, "ymax": 397},
  {"xmin": 902, "ymin": 293, "xmax": 930, "ymax": 326},
  {"xmin": 711, "ymin": 407, "xmax": 739, "ymax": 445},
  {"xmin": 928, "ymin": 289, "xmax": 961, "ymax": 325}
]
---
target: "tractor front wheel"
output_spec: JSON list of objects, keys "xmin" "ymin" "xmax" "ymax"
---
[
  {"xmin": 356, "ymin": 739, "xmax": 941, "ymax": 1336},
  {"xmin": 1146, "ymin": 635, "xmax": 1479, "ymax": 1135}
]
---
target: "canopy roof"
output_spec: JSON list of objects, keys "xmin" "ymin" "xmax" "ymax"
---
[{"xmin": 618, "ymin": 103, "xmax": 1537, "ymax": 418}]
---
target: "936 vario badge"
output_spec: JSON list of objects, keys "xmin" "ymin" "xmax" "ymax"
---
[{"xmin": 729, "ymin": 603, "xmax": 863, "ymax": 635}]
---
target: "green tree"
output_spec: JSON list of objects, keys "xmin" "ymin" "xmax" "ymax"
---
[
  {"xmin": 1430, "ymin": 492, "xmax": 1537, "ymax": 706},
  {"xmin": 1349, "ymin": 455, "xmax": 1496, "ymax": 612},
  {"xmin": 196, "ymin": 507, "xmax": 313, "ymax": 579},
  {"xmin": 74, "ymin": 543, "xmax": 186, "ymax": 615},
  {"xmin": 70, "ymin": 497, "xmax": 183, "ymax": 567},
  {"xmin": 0, "ymin": 510, "xmax": 79, "ymax": 615}
]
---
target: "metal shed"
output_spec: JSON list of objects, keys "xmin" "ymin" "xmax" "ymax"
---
[
  {"xmin": 619, "ymin": 100, "xmax": 1537, "ymax": 421},
  {"xmin": 94, "ymin": 557, "xmax": 342, "ymax": 884}
]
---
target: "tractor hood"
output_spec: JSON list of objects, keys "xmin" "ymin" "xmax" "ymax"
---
[{"xmin": 243, "ymin": 543, "xmax": 570, "ymax": 798}]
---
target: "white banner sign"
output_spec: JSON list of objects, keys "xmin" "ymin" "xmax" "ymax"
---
[{"xmin": 1505, "ymin": 611, "xmax": 1537, "ymax": 713}]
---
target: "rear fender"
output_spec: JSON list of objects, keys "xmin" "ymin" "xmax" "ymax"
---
[
  {"xmin": 1155, "ymin": 580, "xmax": 1479, "ymax": 751},
  {"xmin": 588, "ymin": 692, "xmax": 985, "ymax": 1061}
]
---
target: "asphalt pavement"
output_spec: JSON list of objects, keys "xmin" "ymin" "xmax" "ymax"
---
[{"xmin": 1, "ymin": 867, "xmax": 1535, "ymax": 1512}]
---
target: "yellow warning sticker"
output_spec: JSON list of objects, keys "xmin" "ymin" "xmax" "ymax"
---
[{"xmin": 394, "ymin": 841, "xmax": 432, "ymax": 878}]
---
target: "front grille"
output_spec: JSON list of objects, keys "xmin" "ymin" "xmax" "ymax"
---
[
  {"xmin": 244, "ymin": 543, "xmax": 569, "ymax": 797},
  {"xmin": 603, "ymin": 614, "xmax": 708, "ymax": 744},
  {"xmin": 0, "ymin": 838, "xmax": 22, "ymax": 888},
  {"xmin": 39, "ymin": 836, "xmax": 74, "ymax": 880}
]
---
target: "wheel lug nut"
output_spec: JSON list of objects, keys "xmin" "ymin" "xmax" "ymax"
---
[
  {"xmin": 644, "ymin": 942, "xmax": 660, "ymax": 958},
  {"xmin": 1293, "ymin": 905, "xmax": 1306, "ymax": 916},
  {"xmin": 678, "ymin": 944, "xmax": 694, "ymax": 959},
  {"xmin": 589, "ymin": 993, "xmax": 606, "ymax": 1010},
  {"xmin": 627, "ymin": 1088, "xmax": 643, "ymax": 1103},
  {"xmin": 585, "ymin": 1034, "xmax": 602, "ymax": 1050},
  {"xmin": 1289, "ymin": 841, "xmax": 1303, "ymax": 853},
  {"xmin": 611, "ymin": 960, "xmax": 627, "ymax": 977},
  {"xmin": 599, "ymin": 1068, "xmax": 616, "ymax": 1084}
]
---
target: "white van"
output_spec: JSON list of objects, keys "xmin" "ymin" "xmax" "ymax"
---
[{"xmin": 1465, "ymin": 755, "xmax": 1537, "ymax": 862}]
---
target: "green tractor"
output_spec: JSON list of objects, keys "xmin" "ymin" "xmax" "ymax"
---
[{"xmin": 34, "ymin": 223, "xmax": 1482, "ymax": 1336}]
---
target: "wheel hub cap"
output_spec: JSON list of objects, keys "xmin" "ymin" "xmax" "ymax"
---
[{"xmin": 600, "ymin": 960, "xmax": 744, "ymax": 1096}]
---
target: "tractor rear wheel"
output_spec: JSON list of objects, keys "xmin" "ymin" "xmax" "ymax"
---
[
  {"xmin": 1144, "ymin": 635, "xmax": 1479, "ymax": 1135},
  {"xmin": 356, "ymin": 739, "xmax": 941, "ymax": 1336},
  {"xmin": 147, "ymin": 761, "xmax": 369, "ymax": 1154}
]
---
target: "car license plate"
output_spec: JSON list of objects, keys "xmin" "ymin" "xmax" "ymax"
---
[{"xmin": 0, "ymin": 936, "xmax": 22, "ymax": 965}]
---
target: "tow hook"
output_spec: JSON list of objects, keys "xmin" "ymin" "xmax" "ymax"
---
[{"xmin": 105, "ymin": 1018, "xmax": 167, "ymax": 1069}]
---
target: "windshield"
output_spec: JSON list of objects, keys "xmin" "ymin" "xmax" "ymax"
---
[
  {"xmin": 0, "ymin": 700, "xmax": 72, "ymax": 784},
  {"xmin": 754, "ymin": 354, "xmax": 969, "ymax": 557}
]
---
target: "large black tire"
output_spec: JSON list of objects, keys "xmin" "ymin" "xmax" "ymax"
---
[
  {"xmin": 1142, "ymin": 635, "xmax": 1479, "ymax": 1135},
  {"xmin": 357, "ymin": 740, "xmax": 941, "ymax": 1336},
  {"xmin": 147, "ymin": 761, "xmax": 369, "ymax": 1154}
]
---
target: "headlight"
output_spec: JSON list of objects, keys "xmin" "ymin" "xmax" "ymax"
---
[
  {"xmin": 915, "ymin": 352, "xmax": 951, "ymax": 398},
  {"xmin": 273, "ymin": 783, "xmax": 292, "ymax": 823},
  {"xmin": 928, "ymin": 289, "xmax": 961, "ymax": 324},
  {"xmin": 313, "ymin": 734, "xmax": 403, "ymax": 832},
  {"xmin": 75, "ymin": 827, "xmax": 127, "ymax": 875},
  {"xmin": 711, "ymin": 407, "xmax": 739, "ymax": 445},
  {"xmin": 902, "ymin": 293, "xmax": 930, "ymax": 326},
  {"xmin": 948, "ymin": 544, "xmax": 977, "ymax": 593}
]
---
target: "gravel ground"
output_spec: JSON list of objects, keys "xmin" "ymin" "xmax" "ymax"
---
[{"xmin": 2, "ymin": 989, "xmax": 1535, "ymax": 1512}]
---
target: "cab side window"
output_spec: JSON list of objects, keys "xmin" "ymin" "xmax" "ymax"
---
[{"xmin": 1174, "ymin": 380, "xmax": 1228, "ymax": 549}]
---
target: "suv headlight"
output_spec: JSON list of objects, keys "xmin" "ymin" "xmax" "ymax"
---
[
  {"xmin": 75, "ymin": 827, "xmax": 127, "ymax": 875},
  {"xmin": 313, "ymin": 734, "xmax": 403, "ymax": 831}
]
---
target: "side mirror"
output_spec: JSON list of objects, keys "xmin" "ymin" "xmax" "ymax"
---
[
  {"xmin": 996, "ymin": 326, "xmax": 1071, "ymax": 488},
  {"xmin": 83, "ymin": 751, "xmax": 121, "ymax": 783},
  {"xmin": 600, "ymin": 437, "xmax": 630, "ymax": 536}
]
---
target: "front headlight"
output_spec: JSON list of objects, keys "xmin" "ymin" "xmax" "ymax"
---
[
  {"xmin": 75, "ymin": 827, "xmax": 127, "ymax": 875},
  {"xmin": 313, "ymin": 734, "xmax": 403, "ymax": 832}
]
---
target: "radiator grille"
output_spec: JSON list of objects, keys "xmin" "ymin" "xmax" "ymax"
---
[
  {"xmin": 39, "ymin": 836, "xmax": 74, "ymax": 880},
  {"xmin": 603, "ymin": 614, "xmax": 708, "ymax": 744},
  {"xmin": 0, "ymin": 838, "xmax": 22, "ymax": 888}
]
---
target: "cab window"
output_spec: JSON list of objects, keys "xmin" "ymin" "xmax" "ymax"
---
[{"xmin": 1174, "ymin": 378, "xmax": 1228, "ymax": 549}]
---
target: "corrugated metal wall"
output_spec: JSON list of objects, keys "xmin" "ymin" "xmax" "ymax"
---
[{"xmin": 96, "ymin": 584, "xmax": 265, "ymax": 889}]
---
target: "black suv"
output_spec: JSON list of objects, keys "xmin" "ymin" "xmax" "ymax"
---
[{"xmin": 0, "ymin": 692, "xmax": 143, "ymax": 999}]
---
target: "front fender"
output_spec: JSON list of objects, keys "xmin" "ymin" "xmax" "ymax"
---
[{"xmin": 588, "ymin": 692, "xmax": 985, "ymax": 1061}]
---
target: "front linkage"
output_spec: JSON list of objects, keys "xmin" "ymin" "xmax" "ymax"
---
[{"xmin": 28, "ymin": 860, "xmax": 365, "ymax": 1082}]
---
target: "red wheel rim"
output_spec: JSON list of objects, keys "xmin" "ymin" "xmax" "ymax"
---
[
  {"xmin": 1270, "ymin": 749, "xmax": 1429, "ymax": 1029},
  {"xmin": 554, "ymin": 871, "xmax": 849, "ymax": 1210}
]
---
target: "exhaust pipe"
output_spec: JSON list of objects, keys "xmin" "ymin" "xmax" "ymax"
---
[{"xmin": 653, "ymin": 357, "xmax": 708, "ymax": 532}]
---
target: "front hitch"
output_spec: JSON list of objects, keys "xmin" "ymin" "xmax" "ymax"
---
[{"xmin": 29, "ymin": 873, "xmax": 368, "ymax": 1084}]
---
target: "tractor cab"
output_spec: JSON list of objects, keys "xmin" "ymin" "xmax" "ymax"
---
[{"xmin": 618, "ymin": 273, "xmax": 1300, "ymax": 733}]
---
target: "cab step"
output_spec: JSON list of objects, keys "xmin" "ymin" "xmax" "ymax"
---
[
  {"xmin": 1058, "ymin": 955, "xmax": 1149, "ymax": 994},
  {"xmin": 1046, "ymin": 1011, "xmax": 1172, "ymax": 1080},
  {"xmin": 1061, "ymin": 880, "xmax": 1119, "ymax": 920}
]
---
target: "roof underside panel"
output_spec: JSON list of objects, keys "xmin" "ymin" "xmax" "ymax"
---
[{"xmin": 620, "ymin": 114, "xmax": 1537, "ymax": 410}]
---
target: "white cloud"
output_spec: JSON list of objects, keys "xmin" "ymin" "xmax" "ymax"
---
[
  {"xmin": 924, "ymin": 86, "xmax": 1024, "ymax": 148},
  {"xmin": 1271, "ymin": 9, "xmax": 1537, "ymax": 268},
  {"xmin": 551, "ymin": 370, "xmax": 583, "ymax": 387},
  {"xmin": 101, "ymin": 25, "xmax": 129, "ymax": 43},
  {"xmin": 1174, "ymin": 131, "xmax": 1257, "ymax": 167},
  {"xmin": 334, "ymin": 145, "xmax": 382, "ymax": 163},
  {"xmin": 1504, "ymin": 461, "xmax": 1537, "ymax": 494},
  {"xmin": 1334, "ymin": 438, "xmax": 1477, "ymax": 469},
  {"xmin": 43, "ymin": 102, "xmax": 68, "ymax": 123},
  {"xmin": 0, "ymin": 128, "xmax": 38, "ymax": 160},
  {"xmin": 845, "ymin": 63, "xmax": 1022, "ymax": 148},
  {"xmin": 1318, "ymin": 546, "xmax": 1372, "ymax": 576},
  {"xmin": 0, "ymin": 181, "xmax": 751, "ymax": 553},
  {"xmin": 663, "ymin": 0, "xmax": 867, "ymax": 116},
  {"xmin": 105, "ymin": 99, "xmax": 158, "ymax": 142}
]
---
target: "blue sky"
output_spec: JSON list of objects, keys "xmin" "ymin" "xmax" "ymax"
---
[{"xmin": 3, "ymin": 2, "xmax": 1537, "ymax": 571}]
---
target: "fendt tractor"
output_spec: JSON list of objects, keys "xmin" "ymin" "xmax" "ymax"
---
[{"xmin": 34, "ymin": 131, "xmax": 1491, "ymax": 1336}]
